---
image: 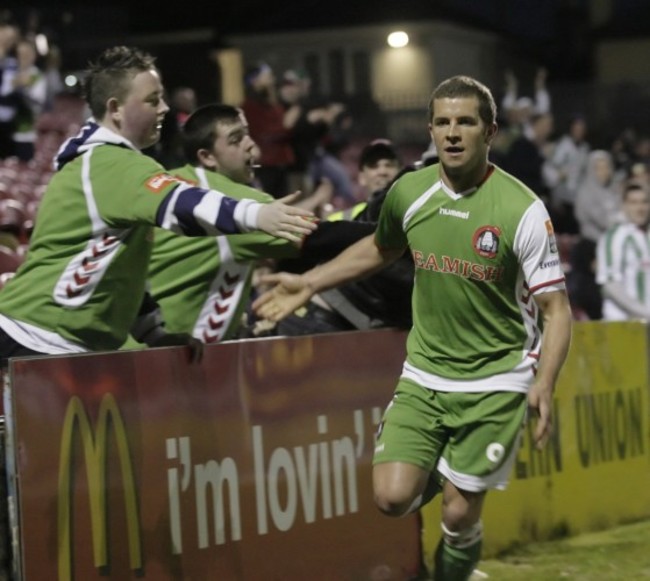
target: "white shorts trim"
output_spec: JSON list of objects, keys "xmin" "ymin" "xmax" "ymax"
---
[{"xmin": 437, "ymin": 430, "xmax": 523, "ymax": 492}]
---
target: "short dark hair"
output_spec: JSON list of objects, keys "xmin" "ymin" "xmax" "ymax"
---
[
  {"xmin": 428, "ymin": 75, "xmax": 497, "ymax": 126},
  {"xmin": 182, "ymin": 103, "xmax": 242, "ymax": 164},
  {"xmin": 84, "ymin": 46, "xmax": 157, "ymax": 119},
  {"xmin": 622, "ymin": 181, "xmax": 649, "ymax": 201},
  {"xmin": 359, "ymin": 139, "xmax": 399, "ymax": 170}
]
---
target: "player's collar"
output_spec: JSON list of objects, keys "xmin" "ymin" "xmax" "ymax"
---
[{"xmin": 439, "ymin": 164, "xmax": 495, "ymax": 199}]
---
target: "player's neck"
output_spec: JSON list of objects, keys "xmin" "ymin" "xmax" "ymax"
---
[{"xmin": 440, "ymin": 162, "xmax": 493, "ymax": 194}]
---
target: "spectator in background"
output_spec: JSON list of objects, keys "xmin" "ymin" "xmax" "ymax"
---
[
  {"xmin": 596, "ymin": 183, "xmax": 650, "ymax": 320},
  {"xmin": 501, "ymin": 67, "xmax": 551, "ymax": 137},
  {"xmin": 0, "ymin": 21, "xmax": 19, "ymax": 159},
  {"xmin": 574, "ymin": 149, "xmax": 623, "ymax": 245},
  {"xmin": 8, "ymin": 38, "xmax": 46, "ymax": 161},
  {"xmin": 170, "ymin": 86, "xmax": 196, "ymax": 128},
  {"xmin": 567, "ymin": 149, "xmax": 624, "ymax": 321},
  {"xmin": 356, "ymin": 139, "xmax": 401, "ymax": 200},
  {"xmin": 43, "ymin": 44, "xmax": 64, "ymax": 111},
  {"xmin": 502, "ymin": 111, "xmax": 555, "ymax": 206},
  {"xmin": 280, "ymin": 68, "xmax": 356, "ymax": 207},
  {"xmin": 240, "ymin": 62, "xmax": 295, "ymax": 198},
  {"xmin": 493, "ymin": 67, "xmax": 551, "ymax": 163},
  {"xmin": 609, "ymin": 127, "xmax": 636, "ymax": 177},
  {"xmin": 546, "ymin": 114, "xmax": 590, "ymax": 234},
  {"xmin": 628, "ymin": 161, "xmax": 650, "ymax": 190},
  {"xmin": 628, "ymin": 135, "xmax": 650, "ymax": 174},
  {"xmin": 327, "ymin": 138, "xmax": 400, "ymax": 221},
  {"xmin": 279, "ymin": 69, "xmax": 320, "ymax": 193}
]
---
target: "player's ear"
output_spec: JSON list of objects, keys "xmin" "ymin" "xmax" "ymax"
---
[
  {"xmin": 197, "ymin": 148, "xmax": 217, "ymax": 170},
  {"xmin": 106, "ymin": 97, "xmax": 121, "ymax": 121},
  {"xmin": 485, "ymin": 122, "xmax": 498, "ymax": 144}
]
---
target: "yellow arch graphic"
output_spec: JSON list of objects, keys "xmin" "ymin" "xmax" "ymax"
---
[{"xmin": 57, "ymin": 393, "xmax": 142, "ymax": 580}]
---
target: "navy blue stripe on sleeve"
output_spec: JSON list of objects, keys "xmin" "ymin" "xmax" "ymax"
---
[
  {"xmin": 172, "ymin": 187, "xmax": 208, "ymax": 235},
  {"xmin": 156, "ymin": 185, "xmax": 242, "ymax": 236},
  {"xmin": 218, "ymin": 196, "xmax": 239, "ymax": 234}
]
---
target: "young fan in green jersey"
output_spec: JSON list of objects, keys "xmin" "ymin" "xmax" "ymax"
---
[
  {"xmin": 144, "ymin": 104, "xmax": 306, "ymax": 343},
  {"xmin": 0, "ymin": 46, "xmax": 317, "ymax": 365},
  {"xmin": 253, "ymin": 75, "xmax": 573, "ymax": 580},
  {"xmin": 138, "ymin": 103, "xmax": 378, "ymax": 345}
]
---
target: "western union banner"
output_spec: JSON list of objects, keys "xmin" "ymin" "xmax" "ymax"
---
[
  {"xmin": 421, "ymin": 320, "xmax": 650, "ymax": 562},
  {"xmin": 6, "ymin": 330, "xmax": 421, "ymax": 580}
]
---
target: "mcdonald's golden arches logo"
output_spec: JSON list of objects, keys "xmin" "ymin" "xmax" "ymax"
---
[{"xmin": 57, "ymin": 393, "xmax": 142, "ymax": 580}]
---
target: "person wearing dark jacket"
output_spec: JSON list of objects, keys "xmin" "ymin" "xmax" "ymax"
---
[{"xmin": 273, "ymin": 160, "xmax": 419, "ymax": 335}]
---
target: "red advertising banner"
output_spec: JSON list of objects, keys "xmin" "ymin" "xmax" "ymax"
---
[{"xmin": 5, "ymin": 329, "xmax": 422, "ymax": 580}]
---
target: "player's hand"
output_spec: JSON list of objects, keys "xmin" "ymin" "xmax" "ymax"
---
[
  {"xmin": 149, "ymin": 332, "xmax": 204, "ymax": 363},
  {"xmin": 252, "ymin": 272, "xmax": 313, "ymax": 321},
  {"xmin": 527, "ymin": 382, "xmax": 554, "ymax": 449},
  {"xmin": 258, "ymin": 192, "xmax": 318, "ymax": 242}
]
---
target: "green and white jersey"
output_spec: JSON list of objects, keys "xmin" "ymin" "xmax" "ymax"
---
[
  {"xmin": 0, "ymin": 122, "xmax": 264, "ymax": 353},
  {"xmin": 375, "ymin": 163, "xmax": 565, "ymax": 393},
  {"xmin": 149, "ymin": 166, "xmax": 299, "ymax": 342},
  {"xmin": 596, "ymin": 221, "xmax": 650, "ymax": 320}
]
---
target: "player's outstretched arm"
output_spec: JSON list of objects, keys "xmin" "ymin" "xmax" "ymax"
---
[{"xmin": 253, "ymin": 234, "xmax": 403, "ymax": 321}]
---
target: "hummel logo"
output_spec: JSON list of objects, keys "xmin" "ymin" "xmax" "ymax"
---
[{"xmin": 439, "ymin": 208, "xmax": 470, "ymax": 219}]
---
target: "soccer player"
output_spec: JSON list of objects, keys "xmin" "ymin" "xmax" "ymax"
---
[
  {"xmin": 0, "ymin": 46, "xmax": 316, "ymax": 365},
  {"xmin": 596, "ymin": 182, "xmax": 650, "ymax": 320},
  {"xmin": 253, "ymin": 75, "xmax": 572, "ymax": 580}
]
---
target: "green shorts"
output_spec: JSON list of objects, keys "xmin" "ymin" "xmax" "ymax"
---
[{"xmin": 373, "ymin": 377, "xmax": 528, "ymax": 492}]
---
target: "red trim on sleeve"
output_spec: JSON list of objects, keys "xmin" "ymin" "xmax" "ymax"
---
[{"xmin": 529, "ymin": 277, "xmax": 565, "ymax": 294}]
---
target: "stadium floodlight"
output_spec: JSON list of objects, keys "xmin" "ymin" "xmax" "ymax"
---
[{"xmin": 387, "ymin": 31, "xmax": 409, "ymax": 48}]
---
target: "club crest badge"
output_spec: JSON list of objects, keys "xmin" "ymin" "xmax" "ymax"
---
[{"xmin": 472, "ymin": 226, "xmax": 501, "ymax": 258}]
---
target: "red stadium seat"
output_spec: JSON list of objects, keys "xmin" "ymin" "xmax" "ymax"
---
[
  {"xmin": 0, "ymin": 200, "xmax": 27, "ymax": 242},
  {"xmin": 0, "ymin": 247, "xmax": 22, "ymax": 275}
]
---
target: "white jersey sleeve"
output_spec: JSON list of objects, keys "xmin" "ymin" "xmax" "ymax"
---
[{"xmin": 513, "ymin": 200, "xmax": 566, "ymax": 294}]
